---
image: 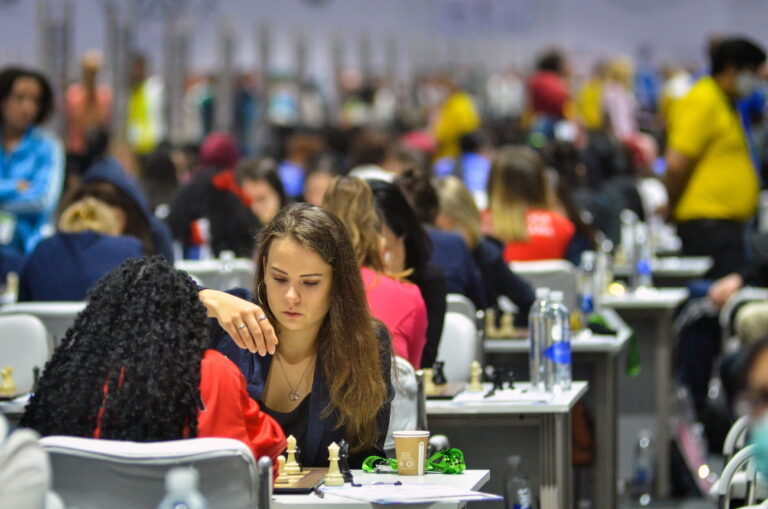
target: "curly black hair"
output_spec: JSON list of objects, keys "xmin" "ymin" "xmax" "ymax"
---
[{"xmin": 20, "ymin": 257, "xmax": 208, "ymax": 441}]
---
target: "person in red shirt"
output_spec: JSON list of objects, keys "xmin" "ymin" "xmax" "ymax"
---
[
  {"xmin": 323, "ymin": 176, "xmax": 428, "ymax": 369},
  {"xmin": 484, "ymin": 146, "xmax": 575, "ymax": 262},
  {"xmin": 527, "ymin": 49, "xmax": 571, "ymax": 140},
  {"xmin": 20, "ymin": 257, "xmax": 286, "ymax": 464}
]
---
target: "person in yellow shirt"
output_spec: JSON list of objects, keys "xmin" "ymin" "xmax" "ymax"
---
[
  {"xmin": 432, "ymin": 76, "xmax": 479, "ymax": 160},
  {"xmin": 577, "ymin": 61, "xmax": 606, "ymax": 131},
  {"xmin": 127, "ymin": 54, "xmax": 164, "ymax": 156},
  {"xmin": 666, "ymin": 37, "xmax": 766, "ymax": 278}
]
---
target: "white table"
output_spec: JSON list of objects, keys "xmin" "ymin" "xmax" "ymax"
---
[
  {"xmin": 613, "ymin": 256, "xmax": 712, "ymax": 285},
  {"xmin": 484, "ymin": 310, "xmax": 630, "ymax": 509},
  {"xmin": 272, "ymin": 469, "xmax": 490, "ymax": 508},
  {"xmin": 601, "ymin": 287, "xmax": 689, "ymax": 498},
  {"xmin": 427, "ymin": 382, "xmax": 588, "ymax": 509}
]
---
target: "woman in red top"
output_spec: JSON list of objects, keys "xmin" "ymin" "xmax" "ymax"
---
[
  {"xmin": 485, "ymin": 146, "xmax": 575, "ymax": 262},
  {"xmin": 323, "ymin": 176, "xmax": 428, "ymax": 369},
  {"xmin": 20, "ymin": 257, "xmax": 285, "ymax": 463}
]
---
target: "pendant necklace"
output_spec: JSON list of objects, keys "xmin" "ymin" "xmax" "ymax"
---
[{"xmin": 275, "ymin": 352, "xmax": 314, "ymax": 401}]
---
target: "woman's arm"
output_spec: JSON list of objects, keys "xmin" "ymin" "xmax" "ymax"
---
[{"xmin": 199, "ymin": 289, "xmax": 278, "ymax": 356}]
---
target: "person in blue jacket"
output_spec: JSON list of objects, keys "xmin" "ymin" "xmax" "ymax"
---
[
  {"xmin": 71, "ymin": 156, "xmax": 174, "ymax": 262},
  {"xmin": 19, "ymin": 196, "xmax": 143, "ymax": 301},
  {"xmin": 0, "ymin": 67, "xmax": 64, "ymax": 254},
  {"xmin": 198, "ymin": 203, "xmax": 392, "ymax": 468}
]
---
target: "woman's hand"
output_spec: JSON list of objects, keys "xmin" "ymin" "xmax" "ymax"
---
[
  {"xmin": 199, "ymin": 289, "xmax": 278, "ymax": 356},
  {"xmin": 708, "ymin": 273, "xmax": 744, "ymax": 310}
]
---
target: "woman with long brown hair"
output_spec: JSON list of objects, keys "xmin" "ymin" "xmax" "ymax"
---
[
  {"xmin": 323, "ymin": 176, "xmax": 428, "ymax": 370},
  {"xmin": 199, "ymin": 203, "xmax": 392, "ymax": 467},
  {"xmin": 486, "ymin": 145, "xmax": 575, "ymax": 262}
]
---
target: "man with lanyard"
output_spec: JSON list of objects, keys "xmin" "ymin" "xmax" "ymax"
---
[{"xmin": 666, "ymin": 37, "xmax": 766, "ymax": 279}]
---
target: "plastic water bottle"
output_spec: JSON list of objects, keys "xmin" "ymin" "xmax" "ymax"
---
[
  {"xmin": 633, "ymin": 430, "xmax": 654, "ymax": 506},
  {"xmin": 578, "ymin": 251, "xmax": 596, "ymax": 326},
  {"xmin": 157, "ymin": 468, "xmax": 208, "ymax": 509},
  {"xmin": 546, "ymin": 291, "xmax": 571, "ymax": 391},
  {"xmin": 528, "ymin": 287, "xmax": 550, "ymax": 390},
  {"xmin": 218, "ymin": 250, "xmax": 240, "ymax": 289},
  {"xmin": 619, "ymin": 209, "xmax": 638, "ymax": 266},
  {"xmin": 632, "ymin": 223, "xmax": 653, "ymax": 290},
  {"xmin": 504, "ymin": 456, "xmax": 537, "ymax": 509}
]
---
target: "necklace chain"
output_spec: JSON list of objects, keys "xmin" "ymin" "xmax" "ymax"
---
[{"xmin": 274, "ymin": 352, "xmax": 314, "ymax": 401}]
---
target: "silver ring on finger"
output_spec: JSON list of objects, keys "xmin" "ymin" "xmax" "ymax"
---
[
  {"xmin": 257, "ymin": 314, "xmax": 268, "ymax": 322},
  {"xmin": 238, "ymin": 323, "xmax": 247, "ymax": 329}
]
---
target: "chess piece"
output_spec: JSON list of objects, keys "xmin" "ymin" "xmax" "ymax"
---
[
  {"xmin": 324, "ymin": 442, "xmax": 345, "ymax": 486},
  {"xmin": 499, "ymin": 312, "xmax": 515, "ymax": 337},
  {"xmin": 485, "ymin": 308, "xmax": 499, "ymax": 338},
  {"xmin": 0, "ymin": 366, "xmax": 16, "ymax": 397},
  {"xmin": 423, "ymin": 368, "xmax": 435, "ymax": 394},
  {"xmin": 285, "ymin": 435, "xmax": 301, "ymax": 474},
  {"xmin": 432, "ymin": 361, "xmax": 447, "ymax": 386},
  {"xmin": 338, "ymin": 439, "xmax": 352, "ymax": 483},
  {"xmin": 491, "ymin": 366, "xmax": 506, "ymax": 392},
  {"xmin": 468, "ymin": 361, "xmax": 483, "ymax": 392},
  {"xmin": 506, "ymin": 369, "xmax": 516, "ymax": 390},
  {"xmin": 275, "ymin": 455, "xmax": 289, "ymax": 483}
]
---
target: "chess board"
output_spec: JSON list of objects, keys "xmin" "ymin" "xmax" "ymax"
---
[
  {"xmin": 273, "ymin": 467, "xmax": 328, "ymax": 494},
  {"xmin": 426, "ymin": 382, "xmax": 466, "ymax": 399}
]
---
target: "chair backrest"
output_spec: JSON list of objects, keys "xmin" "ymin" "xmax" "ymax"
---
[
  {"xmin": 718, "ymin": 444, "xmax": 760, "ymax": 509},
  {"xmin": 40, "ymin": 436, "xmax": 261, "ymax": 509},
  {"xmin": 0, "ymin": 302, "xmax": 85, "ymax": 349},
  {"xmin": 446, "ymin": 294, "xmax": 476, "ymax": 323},
  {"xmin": 0, "ymin": 314, "xmax": 50, "ymax": 394},
  {"xmin": 509, "ymin": 259, "xmax": 579, "ymax": 312},
  {"xmin": 385, "ymin": 356, "xmax": 419, "ymax": 453},
  {"xmin": 174, "ymin": 259, "xmax": 255, "ymax": 291},
  {"xmin": 724, "ymin": 415, "xmax": 752, "ymax": 462},
  {"xmin": 435, "ymin": 311, "xmax": 479, "ymax": 382}
]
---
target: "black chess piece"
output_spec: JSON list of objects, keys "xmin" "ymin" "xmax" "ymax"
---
[
  {"xmin": 491, "ymin": 367, "xmax": 506, "ymax": 392},
  {"xmin": 432, "ymin": 361, "xmax": 447, "ymax": 385},
  {"xmin": 506, "ymin": 369, "xmax": 516, "ymax": 389},
  {"xmin": 338, "ymin": 439, "xmax": 353, "ymax": 483}
]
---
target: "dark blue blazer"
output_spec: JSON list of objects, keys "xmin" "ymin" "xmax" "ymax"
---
[
  {"xmin": 210, "ymin": 288, "xmax": 393, "ymax": 468},
  {"xmin": 18, "ymin": 231, "xmax": 143, "ymax": 301},
  {"xmin": 427, "ymin": 228, "xmax": 487, "ymax": 309}
]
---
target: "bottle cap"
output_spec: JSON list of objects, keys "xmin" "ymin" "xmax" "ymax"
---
[
  {"xmin": 580, "ymin": 251, "xmax": 596, "ymax": 265},
  {"xmin": 166, "ymin": 467, "xmax": 198, "ymax": 493},
  {"xmin": 535, "ymin": 287, "xmax": 550, "ymax": 299},
  {"xmin": 506, "ymin": 455, "xmax": 521, "ymax": 469},
  {"xmin": 549, "ymin": 291, "xmax": 564, "ymax": 302}
]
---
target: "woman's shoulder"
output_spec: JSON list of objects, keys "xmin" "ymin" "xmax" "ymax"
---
[
  {"xmin": 201, "ymin": 349, "xmax": 248, "ymax": 385},
  {"xmin": 362, "ymin": 268, "xmax": 421, "ymax": 299}
]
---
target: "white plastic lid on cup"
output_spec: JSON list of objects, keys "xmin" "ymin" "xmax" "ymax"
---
[{"xmin": 393, "ymin": 430, "xmax": 430, "ymax": 437}]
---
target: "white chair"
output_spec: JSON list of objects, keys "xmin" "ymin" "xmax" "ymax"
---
[
  {"xmin": 435, "ymin": 311, "xmax": 479, "ymax": 382},
  {"xmin": 0, "ymin": 302, "xmax": 85, "ymax": 349},
  {"xmin": 174, "ymin": 258, "xmax": 255, "ymax": 291},
  {"xmin": 446, "ymin": 294, "xmax": 476, "ymax": 323},
  {"xmin": 0, "ymin": 314, "xmax": 50, "ymax": 394},
  {"xmin": 724, "ymin": 415, "xmax": 753, "ymax": 463},
  {"xmin": 509, "ymin": 259, "xmax": 579, "ymax": 312},
  {"xmin": 716, "ymin": 444, "xmax": 764, "ymax": 509},
  {"xmin": 385, "ymin": 356, "xmax": 419, "ymax": 455},
  {"xmin": 39, "ymin": 436, "xmax": 269, "ymax": 509}
]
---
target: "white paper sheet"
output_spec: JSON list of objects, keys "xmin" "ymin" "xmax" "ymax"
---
[{"xmin": 320, "ymin": 483, "xmax": 501, "ymax": 504}]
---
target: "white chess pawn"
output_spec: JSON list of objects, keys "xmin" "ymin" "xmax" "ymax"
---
[
  {"xmin": 285, "ymin": 435, "xmax": 301, "ymax": 474},
  {"xmin": 468, "ymin": 361, "xmax": 483, "ymax": 392},
  {"xmin": 275, "ymin": 455, "xmax": 289, "ymax": 483},
  {"xmin": 324, "ymin": 442, "xmax": 345, "ymax": 486},
  {"xmin": 423, "ymin": 368, "xmax": 435, "ymax": 393}
]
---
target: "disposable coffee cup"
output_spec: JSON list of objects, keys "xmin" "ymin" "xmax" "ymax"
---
[{"xmin": 393, "ymin": 430, "xmax": 430, "ymax": 475}]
